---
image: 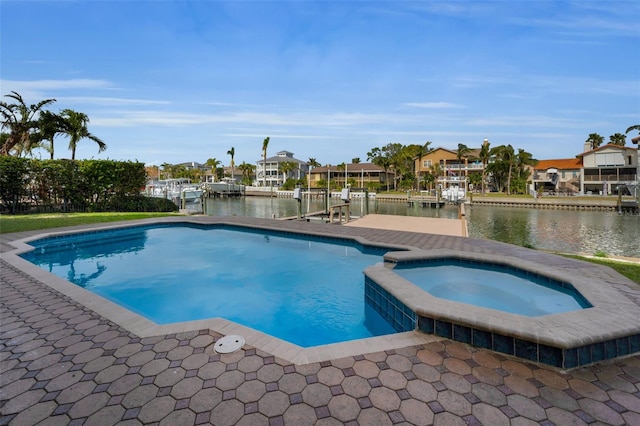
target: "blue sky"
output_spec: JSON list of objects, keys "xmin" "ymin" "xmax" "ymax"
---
[{"xmin": 2, "ymin": 1, "xmax": 639, "ymax": 167}]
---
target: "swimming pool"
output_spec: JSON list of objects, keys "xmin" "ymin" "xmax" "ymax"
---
[
  {"xmin": 6, "ymin": 216, "xmax": 640, "ymax": 367},
  {"xmin": 19, "ymin": 223, "xmax": 398, "ymax": 347}
]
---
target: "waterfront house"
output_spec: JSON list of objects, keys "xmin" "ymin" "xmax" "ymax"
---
[
  {"xmin": 255, "ymin": 150, "xmax": 309, "ymax": 187},
  {"xmin": 532, "ymin": 158, "xmax": 583, "ymax": 195},
  {"xmin": 308, "ymin": 163, "xmax": 393, "ymax": 190},
  {"xmin": 578, "ymin": 143, "xmax": 639, "ymax": 195},
  {"xmin": 414, "ymin": 147, "xmax": 483, "ymax": 186}
]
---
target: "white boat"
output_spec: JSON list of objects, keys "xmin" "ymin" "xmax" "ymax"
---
[
  {"xmin": 441, "ymin": 186, "xmax": 465, "ymax": 203},
  {"xmin": 145, "ymin": 178, "xmax": 203, "ymax": 203},
  {"xmin": 204, "ymin": 177, "xmax": 244, "ymax": 195}
]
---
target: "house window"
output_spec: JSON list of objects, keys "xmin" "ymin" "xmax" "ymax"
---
[
  {"xmin": 561, "ymin": 171, "xmax": 565, "ymax": 178},
  {"xmin": 572, "ymin": 171, "xmax": 577, "ymax": 178},
  {"xmin": 423, "ymin": 160, "xmax": 432, "ymax": 167},
  {"xmin": 630, "ymin": 156, "xmax": 633, "ymax": 166}
]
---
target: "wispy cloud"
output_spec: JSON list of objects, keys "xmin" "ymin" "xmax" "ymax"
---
[
  {"xmin": 58, "ymin": 96, "xmax": 171, "ymax": 106},
  {"xmin": 402, "ymin": 102, "xmax": 463, "ymax": 109}
]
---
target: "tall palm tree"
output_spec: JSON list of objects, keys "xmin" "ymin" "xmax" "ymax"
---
[
  {"xmin": 36, "ymin": 110, "xmax": 65, "ymax": 159},
  {"xmin": 626, "ymin": 124, "xmax": 640, "ymax": 144},
  {"xmin": 227, "ymin": 147, "xmax": 235, "ymax": 181},
  {"xmin": 59, "ymin": 109, "xmax": 106, "ymax": 159},
  {"xmin": 307, "ymin": 157, "xmax": 320, "ymax": 168},
  {"xmin": 278, "ymin": 161, "xmax": 297, "ymax": 184},
  {"xmin": 479, "ymin": 139, "xmax": 491, "ymax": 195},
  {"xmin": 585, "ymin": 133, "xmax": 604, "ymax": 150},
  {"xmin": 262, "ymin": 137, "xmax": 270, "ymax": 187},
  {"xmin": 493, "ymin": 144, "xmax": 516, "ymax": 194},
  {"xmin": 608, "ymin": 133, "xmax": 626, "ymax": 146},
  {"xmin": 237, "ymin": 161, "xmax": 256, "ymax": 184},
  {"xmin": 0, "ymin": 91, "xmax": 56, "ymax": 156},
  {"xmin": 205, "ymin": 158, "xmax": 222, "ymax": 181},
  {"xmin": 351, "ymin": 157, "xmax": 361, "ymax": 164},
  {"xmin": 456, "ymin": 143, "xmax": 471, "ymax": 177},
  {"xmin": 415, "ymin": 141, "xmax": 432, "ymax": 190}
]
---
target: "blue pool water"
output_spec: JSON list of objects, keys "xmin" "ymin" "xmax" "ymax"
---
[
  {"xmin": 394, "ymin": 260, "xmax": 590, "ymax": 317},
  {"xmin": 21, "ymin": 224, "xmax": 397, "ymax": 347}
]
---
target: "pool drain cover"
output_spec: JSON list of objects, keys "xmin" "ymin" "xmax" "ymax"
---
[{"xmin": 214, "ymin": 335, "xmax": 245, "ymax": 354}]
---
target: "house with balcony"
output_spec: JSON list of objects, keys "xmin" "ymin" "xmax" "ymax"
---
[
  {"xmin": 414, "ymin": 147, "xmax": 484, "ymax": 188},
  {"xmin": 532, "ymin": 158, "xmax": 582, "ymax": 195},
  {"xmin": 255, "ymin": 150, "xmax": 308, "ymax": 187},
  {"xmin": 308, "ymin": 163, "xmax": 393, "ymax": 190},
  {"xmin": 578, "ymin": 143, "xmax": 639, "ymax": 195}
]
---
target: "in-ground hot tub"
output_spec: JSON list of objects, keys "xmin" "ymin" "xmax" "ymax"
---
[{"xmin": 365, "ymin": 249, "xmax": 640, "ymax": 369}]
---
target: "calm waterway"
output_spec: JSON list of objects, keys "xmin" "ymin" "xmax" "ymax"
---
[{"xmin": 202, "ymin": 197, "xmax": 640, "ymax": 257}]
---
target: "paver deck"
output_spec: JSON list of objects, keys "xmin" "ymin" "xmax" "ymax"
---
[{"xmin": 1, "ymin": 216, "xmax": 639, "ymax": 425}]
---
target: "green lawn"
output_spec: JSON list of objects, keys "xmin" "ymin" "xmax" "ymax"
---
[
  {"xmin": 560, "ymin": 254, "xmax": 640, "ymax": 284},
  {"xmin": 0, "ymin": 212, "xmax": 177, "ymax": 234}
]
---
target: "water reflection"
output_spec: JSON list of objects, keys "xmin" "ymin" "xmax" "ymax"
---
[{"xmin": 204, "ymin": 197, "xmax": 639, "ymax": 257}]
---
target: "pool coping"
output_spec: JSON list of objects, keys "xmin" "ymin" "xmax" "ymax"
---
[{"xmin": 2, "ymin": 215, "xmax": 639, "ymax": 367}]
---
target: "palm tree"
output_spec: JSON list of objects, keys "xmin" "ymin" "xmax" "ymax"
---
[
  {"xmin": 36, "ymin": 110, "xmax": 65, "ymax": 159},
  {"xmin": 262, "ymin": 137, "xmax": 270, "ymax": 187},
  {"xmin": 626, "ymin": 125, "xmax": 640, "ymax": 144},
  {"xmin": 205, "ymin": 158, "xmax": 222, "ymax": 181},
  {"xmin": 479, "ymin": 139, "xmax": 491, "ymax": 195},
  {"xmin": 586, "ymin": 133, "xmax": 604, "ymax": 150},
  {"xmin": 608, "ymin": 133, "xmax": 626, "ymax": 146},
  {"xmin": 1, "ymin": 91, "xmax": 56, "ymax": 156},
  {"xmin": 278, "ymin": 161, "xmax": 297, "ymax": 184},
  {"xmin": 492, "ymin": 144, "xmax": 516, "ymax": 194},
  {"xmin": 59, "ymin": 109, "xmax": 106, "ymax": 159},
  {"xmin": 227, "ymin": 147, "xmax": 235, "ymax": 181},
  {"xmin": 307, "ymin": 158, "xmax": 320, "ymax": 168},
  {"xmin": 415, "ymin": 141, "xmax": 432, "ymax": 190},
  {"xmin": 456, "ymin": 143, "xmax": 471, "ymax": 177},
  {"xmin": 351, "ymin": 157, "xmax": 361, "ymax": 164},
  {"xmin": 237, "ymin": 161, "xmax": 256, "ymax": 184}
]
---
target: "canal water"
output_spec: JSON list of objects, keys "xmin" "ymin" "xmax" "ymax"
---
[{"xmin": 202, "ymin": 197, "xmax": 640, "ymax": 257}]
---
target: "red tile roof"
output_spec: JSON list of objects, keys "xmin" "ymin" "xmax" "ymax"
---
[{"xmin": 533, "ymin": 158, "xmax": 582, "ymax": 170}]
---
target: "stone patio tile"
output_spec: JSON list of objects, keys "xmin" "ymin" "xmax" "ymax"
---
[
  {"xmin": 317, "ymin": 366, "xmax": 345, "ymax": 386},
  {"xmin": 539, "ymin": 386, "xmax": 580, "ymax": 412},
  {"xmin": 471, "ymin": 402, "xmax": 510, "ymax": 426},
  {"xmin": 6, "ymin": 400, "xmax": 57, "ymax": 425},
  {"xmin": 85, "ymin": 404, "xmax": 126, "ymax": 426},
  {"xmin": 578, "ymin": 398, "xmax": 626, "ymax": 425},
  {"xmin": 433, "ymin": 411, "xmax": 467, "ymax": 426},
  {"xmin": 154, "ymin": 367, "xmax": 185, "ymax": 388},
  {"xmin": 68, "ymin": 392, "xmax": 110, "ymax": 419},
  {"xmin": 437, "ymin": 390, "xmax": 472, "ymax": 417},
  {"xmin": 471, "ymin": 366, "xmax": 503, "ymax": 386},
  {"xmin": 283, "ymin": 402, "xmax": 318, "ymax": 425},
  {"xmin": 278, "ymin": 372, "xmax": 307, "ymax": 394},
  {"xmin": 327, "ymin": 394, "xmax": 359, "ymax": 423},
  {"xmin": 138, "ymin": 395, "xmax": 175, "ymax": 423},
  {"xmin": 369, "ymin": 386, "xmax": 401, "ymax": 412},
  {"xmin": 623, "ymin": 411, "xmax": 640, "ymax": 425},
  {"xmin": 568, "ymin": 378, "xmax": 610, "ymax": 402},
  {"xmin": 440, "ymin": 372, "xmax": 472, "ymax": 394},
  {"xmin": 210, "ymin": 399, "xmax": 245, "ymax": 426},
  {"xmin": 158, "ymin": 407, "xmax": 195, "ymax": 426},
  {"xmin": 301, "ymin": 383, "xmax": 332, "ymax": 407},
  {"xmin": 45, "ymin": 370, "xmax": 83, "ymax": 392},
  {"xmin": 236, "ymin": 412, "xmax": 269, "ymax": 426},
  {"xmin": 534, "ymin": 368, "xmax": 569, "ymax": 389},
  {"xmin": 545, "ymin": 406, "xmax": 588, "ymax": 425},
  {"xmin": 170, "ymin": 376, "xmax": 204, "ymax": 399},
  {"xmin": 1, "ymin": 388, "xmax": 45, "ymax": 414},
  {"xmin": 258, "ymin": 390, "xmax": 290, "ymax": 417},
  {"xmin": 107, "ymin": 373, "xmax": 142, "ymax": 395},
  {"xmin": 94, "ymin": 364, "xmax": 128, "ymax": 384},
  {"xmin": 82, "ymin": 355, "xmax": 116, "ymax": 373},
  {"xmin": 0, "ymin": 377, "xmax": 35, "ymax": 400},
  {"xmin": 504, "ymin": 374, "xmax": 540, "ymax": 398},
  {"xmin": 471, "ymin": 382, "xmax": 507, "ymax": 407},
  {"xmin": 506, "ymin": 394, "xmax": 547, "ymax": 421},
  {"xmin": 412, "ymin": 363, "xmax": 440, "ymax": 382},
  {"xmin": 471, "ymin": 351, "xmax": 502, "ymax": 369}
]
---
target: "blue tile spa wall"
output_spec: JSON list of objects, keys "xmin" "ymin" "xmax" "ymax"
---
[
  {"xmin": 417, "ymin": 313, "xmax": 640, "ymax": 369},
  {"xmin": 364, "ymin": 277, "xmax": 416, "ymax": 333}
]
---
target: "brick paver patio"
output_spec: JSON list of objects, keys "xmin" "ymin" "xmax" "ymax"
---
[{"xmin": 1, "ymin": 217, "xmax": 639, "ymax": 425}]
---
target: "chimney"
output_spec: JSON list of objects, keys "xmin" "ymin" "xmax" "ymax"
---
[{"xmin": 584, "ymin": 141, "xmax": 593, "ymax": 152}]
